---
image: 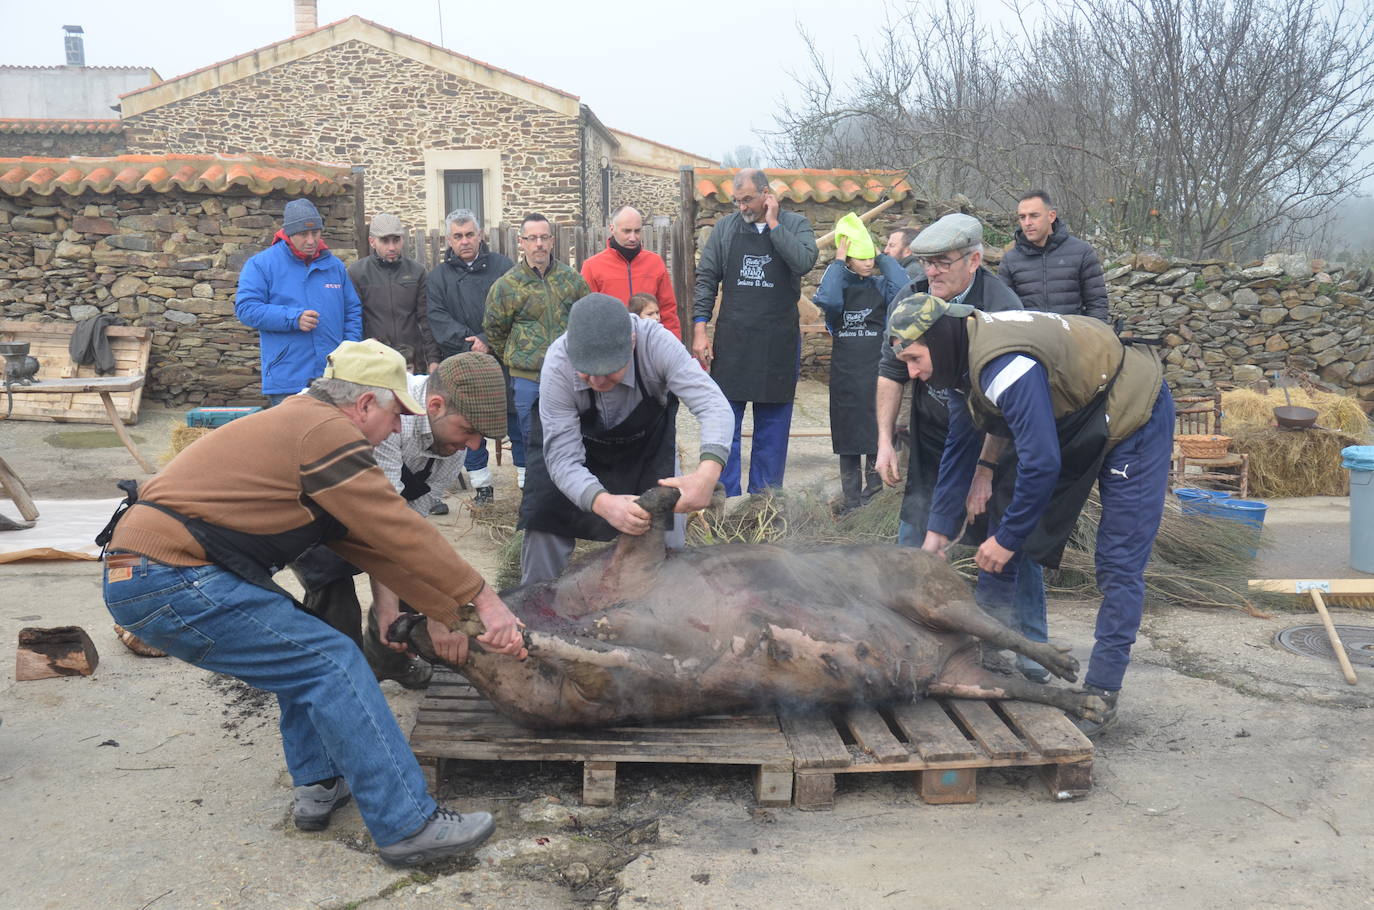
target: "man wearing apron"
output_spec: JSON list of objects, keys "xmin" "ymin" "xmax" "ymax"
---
[
  {"xmin": 692, "ymin": 169, "xmax": 819, "ymax": 496},
  {"xmin": 814, "ymin": 213, "xmax": 911, "ymax": 512},
  {"xmin": 887, "ymin": 296, "xmax": 1174, "ymax": 736},
  {"xmin": 519, "ymin": 294, "xmax": 734, "ymax": 585},
  {"xmin": 875, "ymin": 214, "xmax": 1023, "ymax": 541}
]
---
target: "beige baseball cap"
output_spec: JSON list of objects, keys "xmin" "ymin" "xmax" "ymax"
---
[{"xmin": 322, "ymin": 340, "xmax": 423, "ymax": 414}]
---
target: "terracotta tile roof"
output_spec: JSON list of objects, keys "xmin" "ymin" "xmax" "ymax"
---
[
  {"xmin": 0, "ymin": 118, "xmax": 124, "ymax": 135},
  {"xmin": 695, "ymin": 168, "xmax": 913, "ymax": 204},
  {"xmin": 0, "ymin": 154, "xmax": 353, "ymax": 197}
]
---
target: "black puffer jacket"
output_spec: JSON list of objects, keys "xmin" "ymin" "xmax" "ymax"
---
[
  {"xmin": 425, "ymin": 245, "xmax": 515, "ymax": 357},
  {"xmin": 997, "ymin": 219, "xmax": 1109, "ymax": 321}
]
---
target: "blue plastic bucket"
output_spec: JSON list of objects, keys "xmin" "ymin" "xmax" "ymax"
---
[
  {"xmin": 1175, "ymin": 488, "xmax": 1233, "ymax": 516},
  {"xmin": 1202, "ymin": 498, "xmax": 1268, "ymax": 557}
]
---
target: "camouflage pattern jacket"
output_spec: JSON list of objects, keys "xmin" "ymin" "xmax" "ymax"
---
[{"xmin": 483, "ymin": 258, "xmax": 591, "ymax": 381}]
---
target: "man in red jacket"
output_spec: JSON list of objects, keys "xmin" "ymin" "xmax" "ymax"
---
[{"xmin": 580, "ymin": 205, "xmax": 682, "ymax": 339}]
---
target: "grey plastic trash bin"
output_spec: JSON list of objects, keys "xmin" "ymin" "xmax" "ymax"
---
[{"xmin": 1341, "ymin": 446, "xmax": 1374, "ymax": 573}]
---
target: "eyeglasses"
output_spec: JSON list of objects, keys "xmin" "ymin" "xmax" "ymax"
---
[
  {"xmin": 521, "ymin": 234, "xmax": 553, "ymax": 245},
  {"xmin": 917, "ymin": 251, "xmax": 974, "ymax": 273}
]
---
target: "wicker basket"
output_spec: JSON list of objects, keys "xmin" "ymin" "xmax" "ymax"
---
[{"xmin": 1177, "ymin": 434, "xmax": 1231, "ymax": 458}]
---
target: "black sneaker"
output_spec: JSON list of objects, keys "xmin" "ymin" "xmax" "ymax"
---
[
  {"xmin": 378, "ymin": 807, "xmax": 496, "ymax": 867},
  {"xmin": 429, "ymin": 501, "xmax": 449, "ymax": 516},
  {"xmin": 293, "ymin": 777, "xmax": 351, "ymax": 831},
  {"xmin": 473, "ymin": 486, "xmax": 495, "ymax": 505},
  {"xmin": 1072, "ymin": 684, "xmax": 1120, "ymax": 737}
]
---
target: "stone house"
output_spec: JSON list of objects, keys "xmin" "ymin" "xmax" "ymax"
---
[
  {"xmin": 115, "ymin": 16, "xmax": 714, "ymax": 233},
  {"xmin": 0, "ymin": 153, "xmax": 357, "ymax": 407}
]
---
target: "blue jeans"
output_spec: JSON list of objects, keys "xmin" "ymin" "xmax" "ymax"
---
[
  {"xmin": 722, "ymin": 400, "xmax": 794, "ymax": 496},
  {"xmin": 465, "ymin": 441, "xmax": 489, "ymax": 472},
  {"xmin": 1013, "ymin": 553, "xmax": 1048, "ymax": 644},
  {"xmin": 511, "ymin": 377, "xmax": 540, "ymax": 469},
  {"xmin": 103, "ymin": 560, "xmax": 436, "ymax": 846}
]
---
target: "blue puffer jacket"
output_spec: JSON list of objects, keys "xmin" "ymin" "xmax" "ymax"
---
[{"xmin": 235, "ymin": 236, "xmax": 363, "ymax": 395}]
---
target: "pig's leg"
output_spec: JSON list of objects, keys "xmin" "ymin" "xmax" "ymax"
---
[
  {"xmin": 914, "ymin": 597, "xmax": 1080, "ymax": 683},
  {"xmin": 929, "ymin": 647, "xmax": 1108, "ymax": 722}
]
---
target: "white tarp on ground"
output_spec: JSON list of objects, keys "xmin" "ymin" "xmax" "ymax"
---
[{"xmin": 0, "ymin": 499, "xmax": 121, "ymax": 563}]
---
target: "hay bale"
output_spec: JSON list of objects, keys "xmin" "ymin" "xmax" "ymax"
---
[
  {"xmin": 159, "ymin": 425, "xmax": 214, "ymax": 466},
  {"xmin": 1229, "ymin": 426, "xmax": 1361, "ymax": 497}
]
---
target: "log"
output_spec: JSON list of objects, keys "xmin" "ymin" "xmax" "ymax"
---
[{"xmin": 16, "ymin": 626, "xmax": 99, "ymax": 680}]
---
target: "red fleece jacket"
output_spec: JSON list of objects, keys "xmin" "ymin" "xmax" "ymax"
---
[{"xmin": 580, "ymin": 241, "xmax": 681, "ymax": 339}]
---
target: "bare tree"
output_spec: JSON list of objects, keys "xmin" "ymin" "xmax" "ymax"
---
[{"xmin": 770, "ymin": 0, "xmax": 1374, "ymax": 259}]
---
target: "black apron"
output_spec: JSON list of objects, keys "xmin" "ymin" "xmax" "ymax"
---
[
  {"xmin": 710, "ymin": 224, "xmax": 799, "ymax": 403},
  {"xmin": 828, "ymin": 282, "xmax": 887, "ymax": 455},
  {"xmin": 899, "ymin": 382, "xmax": 953, "ymax": 532},
  {"xmin": 985, "ymin": 348, "xmax": 1127, "ymax": 569},
  {"xmin": 518, "ymin": 349, "xmax": 679, "ymax": 542}
]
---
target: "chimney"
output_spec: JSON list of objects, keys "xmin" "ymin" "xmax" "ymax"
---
[
  {"xmin": 63, "ymin": 25, "xmax": 85, "ymax": 67},
  {"xmin": 294, "ymin": 0, "xmax": 318, "ymax": 34}
]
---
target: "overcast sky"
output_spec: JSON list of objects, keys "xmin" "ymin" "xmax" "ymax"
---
[{"xmin": 0, "ymin": 0, "xmax": 929, "ymax": 163}]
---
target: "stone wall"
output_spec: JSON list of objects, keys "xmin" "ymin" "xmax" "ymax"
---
[
  {"xmin": 0, "ymin": 186, "xmax": 358, "ymax": 408},
  {"xmin": 612, "ymin": 166, "xmax": 680, "ymax": 220},
  {"xmin": 121, "ymin": 39, "xmax": 581, "ymax": 230},
  {"xmin": 696, "ymin": 194, "xmax": 1014, "ymax": 376},
  {"xmin": 1109, "ymin": 252, "xmax": 1374, "ymax": 409},
  {"xmin": 0, "ymin": 129, "xmax": 128, "ymax": 159},
  {"xmin": 581, "ymin": 123, "xmax": 612, "ymax": 231}
]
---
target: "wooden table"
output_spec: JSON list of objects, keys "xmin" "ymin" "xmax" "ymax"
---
[{"xmin": 5, "ymin": 375, "xmax": 155, "ymax": 473}]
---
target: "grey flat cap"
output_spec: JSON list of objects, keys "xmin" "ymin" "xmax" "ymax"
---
[
  {"xmin": 908, "ymin": 213, "xmax": 984, "ymax": 256},
  {"xmin": 567, "ymin": 293, "xmax": 633, "ymax": 375},
  {"xmin": 369, "ymin": 213, "xmax": 405, "ymax": 237}
]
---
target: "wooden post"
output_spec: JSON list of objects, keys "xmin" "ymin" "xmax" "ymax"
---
[
  {"xmin": 351, "ymin": 166, "xmax": 367, "ymax": 256},
  {"xmin": 670, "ymin": 166, "xmax": 698, "ymax": 348}
]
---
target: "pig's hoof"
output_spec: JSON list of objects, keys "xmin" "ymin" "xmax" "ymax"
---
[
  {"xmin": 1029, "ymin": 643, "xmax": 1078, "ymax": 682},
  {"xmin": 1070, "ymin": 694, "xmax": 1110, "ymax": 722}
]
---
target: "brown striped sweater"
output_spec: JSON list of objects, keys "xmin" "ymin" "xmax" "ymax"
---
[{"xmin": 108, "ymin": 393, "xmax": 483, "ymax": 628}]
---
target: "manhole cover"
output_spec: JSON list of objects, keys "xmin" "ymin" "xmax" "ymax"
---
[{"xmin": 1275, "ymin": 625, "xmax": 1374, "ymax": 668}]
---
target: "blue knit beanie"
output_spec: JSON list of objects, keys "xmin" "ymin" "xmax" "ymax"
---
[{"xmin": 282, "ymin": 198, "xmax": 323, "ymax": 236}]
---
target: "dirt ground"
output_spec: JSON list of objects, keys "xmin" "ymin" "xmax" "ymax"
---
[{"xmin": 2, "ymin": 379, "xmax": 1372, "ymax": 909}]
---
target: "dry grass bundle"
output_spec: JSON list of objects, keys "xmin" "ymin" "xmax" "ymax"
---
[
  {"xmin": 1229, "ymin": 426, "xmax": 1363, "ymax": 497},
  {"xmin": 159, "ymin": 425, "xmax": 214, "ymax": 465},
  {"xmin": 1221, "ymin": 387, "xmax": 1371, "ymax": 437}
]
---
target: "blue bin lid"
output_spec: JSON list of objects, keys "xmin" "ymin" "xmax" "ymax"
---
[{"xmin": 1342, "ymin": 446, "xmax": 1374, "ymax": 471}]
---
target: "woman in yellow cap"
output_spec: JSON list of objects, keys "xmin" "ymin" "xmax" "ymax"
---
[{"xmin": 814, "ymin": 213, "xmax": 911, "ymax": 513}]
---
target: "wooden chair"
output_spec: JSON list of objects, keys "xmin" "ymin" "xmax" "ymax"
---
[{"xmin": 1172, "ymin": 393, "xmax": 1248, "ymax": 497}]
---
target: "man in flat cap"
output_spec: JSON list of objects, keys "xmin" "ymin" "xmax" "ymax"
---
[
  {"xmin": 291, "ymin": 351, "xmax": 513, "ymax": 689},
  {"xmin": 692, "ymin": 169, "xmax": 818, "ymax": 497},
  {"xmin": 100, "ymin": 339, "xmax": 527, "ymax": 866},
  {"xmin": 236, "ymin": 198, "xmax": 363, "ymax": 404},
  {"xmin": 874, "ymin": 213, "xmax": 1022, "ymax": 545},
  {"xmin": 518, "ymin": 293, "xmax": 734, "ymax": 584},
  {"xmin": 348, "ymin": 213, "xmax": 440, "ymax": 376}
]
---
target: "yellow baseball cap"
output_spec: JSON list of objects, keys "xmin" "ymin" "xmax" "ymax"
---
[{"xmin": 322, "ymin": 340, "xmax": 424, "ymax": 414}]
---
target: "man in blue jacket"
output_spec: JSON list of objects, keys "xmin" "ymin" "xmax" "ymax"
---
[{"xmin": 236, "ymin": 198, "xmax": 363, "ymax": 404}]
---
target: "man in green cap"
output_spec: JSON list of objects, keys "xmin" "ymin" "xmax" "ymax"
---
[
  {"xmin": 291, "ymin": 351, "xmax": 514, "ymax": 689},
  {"xmin": 884, "ymin": 297, "xmax": 1174, "ymax": 735},
  {"xmin": 814, "ymin": 213, "xmax": 910, "ymax": 512}
]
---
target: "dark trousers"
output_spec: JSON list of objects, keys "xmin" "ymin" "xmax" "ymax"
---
[
  {"xmin": 301, "ymin": 577, "xmax": 419, "ymax": 679},
  {"xmin": 839, "ymin": 454, "xmax": 881, "ymax": 510}
]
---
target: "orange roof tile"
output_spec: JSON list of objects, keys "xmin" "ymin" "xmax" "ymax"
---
[
  {"xmin": 695, "ymin": 168, "xmax": 913, "ymax": 204},
  {"xmin": 0, "ymin": 118, "xmax": 124, "ymax": 135},
  {"xmin": 0, "ymin": 154, "xmax": 353, "ymax": 197}
]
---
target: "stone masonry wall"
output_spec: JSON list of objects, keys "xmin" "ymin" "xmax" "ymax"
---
[
  {"xmin": 0, "ymin": 186, "xmax": 358, "ymax": 408},
  {"xmin": 697, "ymin": 194, "xmax": 1014, "ymax": 376},
  {"xmin": 612, "ymin": 166, "xmax": 680, "ymax": 220},
  {"xmin": 581, "ymin": 124, "xmax": 611, "ymax": 231},
  {"xmin": 121, "ymin": 40, "xmax": 581, "ymax": 229},
  {"xmin": 1109, "ymin": 251, "xmax": 1374, "ymax": 410},
  {"xmin": 0, "ymin": 130, "xmax": 128, "ymax": 159}
]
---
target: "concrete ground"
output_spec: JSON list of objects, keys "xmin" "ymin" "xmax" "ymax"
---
[{"xmin": 2, "ymin": 380, "xmax": 1371, "ymax": 909}]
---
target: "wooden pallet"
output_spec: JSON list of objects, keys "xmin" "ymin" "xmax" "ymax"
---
[
  {"xmin": 781, "ymin": 699, "xmax": 1093, "ymax": 809},
  {"xmin": 408, "ymin": 670, "xmax": 794, "ymax": 807},
  {"xmin": 0, "ymin": 319, "xmax": 151, "ymax": 424}
]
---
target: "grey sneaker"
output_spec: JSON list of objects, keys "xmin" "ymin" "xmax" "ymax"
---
[
  {"xmin": 430, "ymin": 501, "xmax": 450, "ymax": 516},
  {"xmin": 1018, "ymin": 654, "xmax": 1051, "ymax": 684},
  {"xmin": 1072, "ymin": 684, "xmax": 1120, "ymax": 737},
  {"xmin": 379, "ymin": 807, "xmax": 496, "ymax": 867},
  {"xmin": 473, "ymin": 486, "xmax": 495, "ymax": 506},
  {"xmin": 293, "ymin": 777, "xmax": 351, "ymax": 831}
]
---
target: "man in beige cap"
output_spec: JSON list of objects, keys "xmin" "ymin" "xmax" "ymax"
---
[
  {"xmin": 98, "ymin": 339, "xmax": 526, "ymax": 867},
  {"xmin": 348, "ymin": 213, "xmax": 440, "ymax": 376}
]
